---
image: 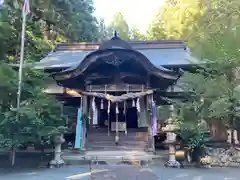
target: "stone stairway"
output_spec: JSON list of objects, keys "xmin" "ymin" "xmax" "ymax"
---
[
  {"xmin": 62, "ymin": 127, "xmax": 159, "ymax": 166},
  {"xmin": 86, "ymin": 128, "xmax": 148, "ymax": 151}
]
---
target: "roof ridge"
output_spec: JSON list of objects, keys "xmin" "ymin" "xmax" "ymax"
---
[{"xmin": 55, "ymin": 40, "xmax": 186, "ymax": 51}]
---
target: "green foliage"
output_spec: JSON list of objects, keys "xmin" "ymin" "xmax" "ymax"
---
[
  {"xmin": 0, "ymin": 0, "xmax": 99, "ymax": 159},
  {"xmin": 129, "ymin": 26, "xmax": 147, "ymax": 40},
  {"xmin": 107, "ymin": 12, "xmax": 130, "ymax": 40},
  {"xmin": 98, "ymin": 18, "xmax": 110, "ymax": 42},
  {"xmin": 190, "ymin": 0, "xmax": 240, "ymax": 55},
  {"xmin": 147, "ymin": 0, "xmax": 204, "ymax": 40},
  {"xmin": 179, "ymin": 62, "xmax": 240, "ymax": 127},
  {"xmin": 173, "ymin": 97, "xmax": 209, "ymax": 148},
  {"xmin": 147, "ymin": 12, "xmax": 167, "ymax": 40},
  {"xmin": 149, "ymin": 0, "xmax": 240, "ymax": 129},
  {"xmin": 0, "ymin": 0, "xmax": 100, "ymax": 152},
  {"xmin": 0, "ymin": 64, "xmax": 18, "ymax": 113},
  {"xmin": 0, "ymin": 65, "xmax": 66, "ymax": 149},
  {"xmin": 7, "ymin": 0, "xmax": 99, "ymax": 42},
  {"xmin": 0, "ymin": 0, "xmax": 99, "ymax": 63},
  {"xmin": 98, "ymin": 17, "xmax": 147, "ymax": 41},
  {"xmin": 176, "ymin": 122, "xmax": 209, "ymax": 153},
  {"xmin": 0, "ymin": 134, "xmax": 12, "ymax": 150}
]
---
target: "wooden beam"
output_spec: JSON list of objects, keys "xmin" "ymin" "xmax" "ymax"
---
[
  {"xmin": 85, "ymin": 84, "xmax": 148, "ymax": 92},
  {"xmin": 84, "ymin": 72, "xmax": 147, "ymax": 82},
  {"xmin": 85, "ymin": 74, "xmax": 112, "ymax": 81},
  {"xmin": 119, "ymin": 72, "xmax": 147, "ymax": 81}
]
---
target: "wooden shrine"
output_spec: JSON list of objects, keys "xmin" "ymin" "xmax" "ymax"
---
[{"xmin": 35, "ymin": 33, "xmax": 193, "ymax": 152}]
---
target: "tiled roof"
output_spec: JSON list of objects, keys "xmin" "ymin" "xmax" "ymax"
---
[{"xmin": 34, "ymin": 40, "xmax": 197, "ymax": 70}]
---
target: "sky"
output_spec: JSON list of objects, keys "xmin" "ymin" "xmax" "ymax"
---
[{"xmin": 93, "ymin": 0, "xmax": 165, "ymax": 33}]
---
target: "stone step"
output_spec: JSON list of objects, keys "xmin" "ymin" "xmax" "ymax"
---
[
  {"xmin": 87, "ymin": 140, "xmax": 148, "ymax": 146},
  {"xmin": 86, "ymin": 145, "xmax": 147, "ymax": 149},
  {"xmin": 87, "ymin": 142, "xmax": 148, "ymax": 146},
  {"xmin": 86, "ymin": 146, "xmax": 147, "ymax": 151},
  {"xmin": 88, "ymin": 128, "xmax": 148, "ymax": 133},
  {"xmin": 88, "ymin": 130, "xmax": 147, "ymax": 134},
  {"xmin": 87, "ymin": 134, "xmax": 148, "ymax": 139},
  {"xmin": 87, "ymin": 141, "xmax": 148, "ymax": 148},
  {"xmin": 86, "ymin": 146, "xmax": 147, "ymax": 150},
  {"xmin": 87, "ymin": 138, "xmax": 148, "ymax": 143},
  {"xmin": 62, "ymin": 150, "xmax": 156, "ymax": 166},
  {"xmin": 86, "ymin": 147, "xmax": 147, "ymax": 151},
  {"xmin": 87, "ymin": 137, "xmax": 148, "ymax": 141},
  {"xmin": 87, "ymin": 132, "xmax": 146, "ymax": 136},
  {"xmin": 87, "ymin": 140, "xmax": 147, "ymax": 144},
  {"xmin": 87, "ymin": 135, "xmax": 148, "ymax": 141},
  {"xmin": 87, "ymin": 140, "xmax": 148, "ymax": 144},
  {"xmin": 87, "ymin": 130, "xmax": 148, "ymax": 151},
  {"xmin": 86, "ymin": 141, "xmax": 148, "ymax": 147}
]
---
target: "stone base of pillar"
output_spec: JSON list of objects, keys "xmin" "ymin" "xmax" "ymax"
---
[
  {"xmin": 164, "ymin": 160, "xmax": 181, "ymax": 168},
  {"xmin": 115, "ymin": 135, "xmax": 119, "ymax": 144},
  {"xmin": 49, "ymin": 159, "xmax": 65, "ymax": 168},
  {"xmin": 146, "ymin": 148, "xmax": 154, "ymax": 153}
]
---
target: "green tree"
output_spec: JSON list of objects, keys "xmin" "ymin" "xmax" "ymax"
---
[
  {"xmin": 108, "ymin": 12, "xmax": 130, "ymax": 40},
  {"xmin": 0, "ymin": 64, "xmax": 66, "ymax": 165},
  {"xmin": 148, "ymin": 0, "xmax": 204, "ymax": 40},
  {"xmin": 129, "ymin": 26, "xmax": 147, "ymax": 40},
  {"xmin": 147, "ymin": 11, "xmax": 167, "ymax": 40},
  {"xmin": 149, "ymin": 0, "xmax": 240, "ymax": 140},
  {"xmin": 7, "ymin": 0, "xmax": 99, "ymax": 42},
  {"xmin": 98, "ymin": 18, "xmax": 110, "ymax": 42},
  {"xmin": 178, "ymin": 0, "xmax": 240, "ymax": 129},
  {"xmin": 0, "ymin": 0, "xmax": 102, "ymax": 165},
  {"xmin": 1, "ymin": 0, "xmax": 99, "ymax": 63}
]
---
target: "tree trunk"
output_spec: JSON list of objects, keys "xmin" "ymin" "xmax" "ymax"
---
[
  {"xmin": 40, "ymin": 142, "xmax": 45, "ymax": 160},
  {"xmin": 227, "ymin": 69, "xmax": 235, "ymax": 130},
  {"xmin": 44, "ymin": 22, "xmax": 51, "ymax": 41},
  {"xmin": 9, "ymin": 148, "xmax": 16, "ymax": 166}
]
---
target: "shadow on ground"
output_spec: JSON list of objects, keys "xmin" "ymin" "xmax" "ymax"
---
[{"xmin": 0, "ymin": 152, "xmax": 53, "ymax": 171}]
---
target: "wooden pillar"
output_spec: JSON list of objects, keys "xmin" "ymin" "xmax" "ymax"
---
[
  {"xmin": 146, "ymin": 95, "xmax": 155, "ymax": 152},
  {"xmin": 82, "ymin": 95, "xmax": 88, "ymax": 150}
]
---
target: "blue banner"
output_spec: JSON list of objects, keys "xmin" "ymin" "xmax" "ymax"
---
[
  {"xmin": 152, "ymin": 101, "xmax": 157, "ymax": 136},
  {"xmin": 74, "ymin": 108, "xmax": 82, "ymax": 149}
]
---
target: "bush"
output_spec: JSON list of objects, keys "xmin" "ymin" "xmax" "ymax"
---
[{"xmin": 175, "ymin": 122, "xmax": 210, "ymax": 162}]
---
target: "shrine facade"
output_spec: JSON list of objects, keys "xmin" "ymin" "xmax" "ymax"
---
[{"xmin": 36, "ymin": 34, "xmax": 195, "ymax": 152}]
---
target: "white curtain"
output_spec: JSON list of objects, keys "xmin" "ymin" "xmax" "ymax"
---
[
  {"xmin": 92, "ymin": 108, "xmax": 98, "ymax": 125},
  {"xmin": 138, "ymin": 98, "xmax": 148, "ymax": 127}
]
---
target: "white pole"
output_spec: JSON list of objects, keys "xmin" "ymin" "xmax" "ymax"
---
[
  {"xmin": 16, "ymin": 13, "xmax": 27, "ymax": 110},
  {"xmin": 11, "ymin": 0, "xmax": 29, "ymax": 167}
]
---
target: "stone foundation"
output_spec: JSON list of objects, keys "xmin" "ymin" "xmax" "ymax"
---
[{"xmin": 207, "ymin": 147, "xmax": 240, "ymax": 167}]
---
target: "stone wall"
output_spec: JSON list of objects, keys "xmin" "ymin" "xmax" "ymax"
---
[{"xmin": 207, "ymin": 147, "xmax": 240, "ymax": 167}]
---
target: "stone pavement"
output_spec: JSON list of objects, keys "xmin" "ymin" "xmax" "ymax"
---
[
  {"xmin": 0, "ymin": 164, "xmax": 240, "ymax": 180},
  {"xmin": 90, "ymin": 165, "xmax": 158, "ymax": 180}
]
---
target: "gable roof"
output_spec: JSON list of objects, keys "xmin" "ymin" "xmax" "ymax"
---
[{"xmin": 34, "ymin": 40, "xmax": 197, "ymax": 70}]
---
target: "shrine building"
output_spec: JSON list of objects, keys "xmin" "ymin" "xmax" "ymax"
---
[{"xmin": 35, "ymin": 34, "xmax": 196, "ymax": 153}]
